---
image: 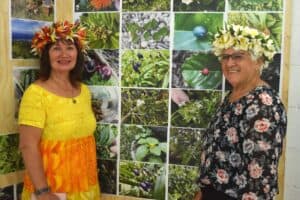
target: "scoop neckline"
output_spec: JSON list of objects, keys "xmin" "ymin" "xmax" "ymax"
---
[{"xmin": 31, "ymin": 83, "xmax": 82, "ymax": 100}]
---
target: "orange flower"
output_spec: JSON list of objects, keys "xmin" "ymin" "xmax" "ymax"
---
[
  {"xmin": 90, "ymin": 0, "xmax": 112, "ymax": 10},
  {"xmin": 31, "ymin": 20, "xmax": 88, "ymax": 56}
]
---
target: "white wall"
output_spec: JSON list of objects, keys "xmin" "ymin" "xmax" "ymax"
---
[{"xmin": 284, "ymin": 0, "xmax": 300, "ymax": 199}]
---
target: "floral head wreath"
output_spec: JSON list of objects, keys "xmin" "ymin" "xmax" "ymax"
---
[
  {"xmin": 212, "ymin": 24, "xmax": 276, "ymax": 68},
  {"xmin": 31, "ymin": 20, "xmax": 88, "ymax": 56}
]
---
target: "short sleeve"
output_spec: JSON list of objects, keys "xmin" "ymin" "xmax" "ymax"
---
[{"xmin": 18, "ymin": 85, "xmax": 46, "ymax": 128}]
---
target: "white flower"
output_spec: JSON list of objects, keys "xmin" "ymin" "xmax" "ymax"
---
[
  {"xmin": 182, "ymin": 0, "xmax": 193, "ymax": 5},
  {"xmin": 213, "ymin": 24, "xmax": 276, "ymax": 69},
  {"xmin": 136, "ymin": 99, "xmax": 145, "ymax": 107}
]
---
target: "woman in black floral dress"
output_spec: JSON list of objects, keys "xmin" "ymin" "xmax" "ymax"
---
[{"xmin": 194, "ymin": 24, "xmax": 287, "ymax": 200}]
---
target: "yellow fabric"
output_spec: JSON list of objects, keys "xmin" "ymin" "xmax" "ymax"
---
[{"xmin": 18, "ymin": 83, "xmax": 100, "ymax": 200}]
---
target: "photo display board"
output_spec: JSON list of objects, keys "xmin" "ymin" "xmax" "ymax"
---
[{"xmin": 4, "ymin": 0, "xmax": 285, "ymax": 199}]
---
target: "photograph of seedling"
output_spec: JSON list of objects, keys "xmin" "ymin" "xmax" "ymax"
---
[
  {"xmin": 174, "ymin": 13, "xmax": 223, "ymax": 51},
  {"xmin": 173, "ymin": 0, "xmax": 225, "ymax": 11},
  {"xmin": 13, "ymin": 67, "xmax": 39, "ymax": 119},
  {"xmin": 121, "ymin": 49, "xmax": 169, "ymax": 88},
  {"xmin": 169, "ymin": 127, "xmax": 203, "ymax": 166},
  {"xmin": 122, "ymin": 13, "xmax": 170, "ymax": 49},
  {"xmin": 120, "ymin": 124, "xmax": 167, "ymax": 163},
  {"xmin": 74, "ymin": 0, "xmax": 120, "ymax": 12},
  {"xmin": 75, "ymin": 12, "xmax": 119, "ymax": 49},
  {"xmin": 0, "ymin": 134, "xmax": 24, "ymax": 174},
  {"xmin": 83, "ymin": 49, "xmax": 119, "ymax": 86},
  {"xmin": 122, "ymin": 0, "xmax": 170, "ymax": 11},
  {"xmin": 168, "ymin": 164, "xmax": 199, "ymax": 200},
  {"xmin": 172, "ymin": 50, "xmax": 222, "ymax": 89},
  {"xmin": 89, "ymin": 86, "xmax": 119, "ymax": 123},
  {"xmin": 97, "ymin": 159, "xmax": 117, "ymax": 194},
  {"xmin": 11, "ymin": 19, "xmax": 50, "ymax": 58},
  {"xmin": 11, "ymin": 0, "xmax": 55, "ymax": 21},
  {"xmin": 228, "ymin": 0, "xmax": 283, "ymax": 11},
  {"xmin": 119, "ymin": 161, "xmax": 166, "ymax": 199},
  {"xmin": 94, "ymin": 123, "xmax": 118, "ymax": 160},
  {"xmin": 171, "ymin": 89, "xmax": 222, "ymax": 128},
  {"xmin": 228, "ymin": 12, "xmax": 283, "ymax": 51},
  {"xmin": 121, "ymin": 88, "xmax": 169, "ymax": 126}
]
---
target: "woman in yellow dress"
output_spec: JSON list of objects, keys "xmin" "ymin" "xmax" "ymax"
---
[{"xmin": 18, "ymin": 20, "xmax": 100, "ymax": 200}]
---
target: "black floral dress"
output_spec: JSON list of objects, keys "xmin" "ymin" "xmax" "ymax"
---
[{"xmin": 198, "ymin": 86, "xmax": 287, "ymax": 200}]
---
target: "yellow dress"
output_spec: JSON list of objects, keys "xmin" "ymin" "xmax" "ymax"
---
[{"xmin": 18, "ymin": 83, "xmax": 100, "ymax": 200}]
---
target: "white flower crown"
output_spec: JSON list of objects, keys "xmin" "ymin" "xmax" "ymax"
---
[{"xmin": 212, "ymin": 24, "xmax": 276, "ymax": 68}]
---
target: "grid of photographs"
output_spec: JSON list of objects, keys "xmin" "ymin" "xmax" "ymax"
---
[{"xmin": 8, "ymin": 0, "xmax": 285, "ymax": 199}]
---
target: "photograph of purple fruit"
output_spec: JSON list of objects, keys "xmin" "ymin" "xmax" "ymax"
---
[
  {"xmin": 119, "ymin": 161, "xmax": 166, "ymax": 199},
  {"xmin": 83, "ymin": 49, "xmax": 119, "ymax": 86},
  {"xmin": 121, "ymin": 49, "xmax": 169, "ymax": 88},
  {"xmin": 173, "ymin": 13, "xmax": 223, "ymax": 51}
]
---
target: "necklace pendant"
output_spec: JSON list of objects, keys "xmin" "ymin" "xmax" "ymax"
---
[{"xmin": 72, "ymin": 99, "xmax": 76, "ymax": 104}]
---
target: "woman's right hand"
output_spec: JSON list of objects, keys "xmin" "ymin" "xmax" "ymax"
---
[
  {"xmin": 36, "ymin": 193, "xmax": 60, "ymax": 200},
  {"xmin": 193, "ymin": 190, "xmax": 202, "ymax": 200}
]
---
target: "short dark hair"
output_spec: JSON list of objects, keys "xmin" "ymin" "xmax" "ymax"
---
[{"xmin": 38, "ymin": 39, "xmax": 84, "ymax": 88}]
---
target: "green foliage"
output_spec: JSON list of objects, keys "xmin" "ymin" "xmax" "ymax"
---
[
  {"xmin": 94, "ymin": 124, "xmax": 118, "ymax": 159},
  {"xmin": 84, "ymin": 73, "xmax": 117, "ymax": 86},
  {"xmin": 0, "ymin": 134, "xmax": 24, "ymax": 174},
  {"xmin": 121, "ymin": 89, "xmax": 169, "ymax": 126},
  {"xmin": 181, "ymin": 52, "xmax": 222, "ymax": 89},
  {"xmin": 173, "ymin": 0, "xmax": 225, "ymax": 11},
  {"xmin": 119, "ymin": 161, "xmax": 165, "ymax": 199},
  {"xmin": 14, "ymin": 68, "xmax": 38, "ymax": 99},
  {"xmin": 121, "ymin": 50, "xmax": 169, "ymax": 88},
  {"xmin": 120, "ymin": 125, "xmax": 167, "ymax": 163},
  {"xmin": 228, "ymin": 13, "xmax": 283, "ymax": 51},
  {"xmin": 171, "ymin": 90, "xmax": 222, "ymax": 128},
  {"xmin": 79, "ymin": 13, "xmax": 119, "ymax": 49},
  {"xmin": 12, "ymin": 41, "xmax": 37, "ymax": 59},
  {"xmin": 168, "ymin": 165, "xmax": 199, "ymax": 200},
  {"xmin": 98, "ymin": 159, "xmax": 117, "ymax": 194},
  {"xmin": 174, "ymin": 13, "xmax": 223, "ymax": 50},
  {"xmin": 122, "ymin": 0, "xmax": 170, "ymax": 11},
  {"xmin": 228, "ymin": 0, "xmax": 282, "ymax": 11},
  {"xmin": 169, "ymin": 128, "xmax": 202, "ymax": 166}
]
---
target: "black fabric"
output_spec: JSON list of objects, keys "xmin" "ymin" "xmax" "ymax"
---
[{"xmin": 201, "ymin": 186, "xmax": 237, "ymax": 200}]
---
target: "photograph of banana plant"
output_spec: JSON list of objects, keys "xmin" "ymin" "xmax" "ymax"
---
[
  {"xmin": 120, "ymin": 124, "xmax": 167, "ymax": 163},
  {"xmin": 171, "ymin": 89, "xmax": 222, "ymax": 128},
  {"xmin": 0, "ymin": 134, "xmax": 24, "ymax": 174},
  {"xmin": 119, "ymin": 161, "xmax": 166, "ymax": 199},
  {"xmin": 174, "ymin": 13, "xmax": 223, "ymax": 51},
  {"xmin": 97, "ymin": 159, "xmax": 117, "ymax": 194},
  {"xmin": 168, "ymin": 164, "xmax": 199, "ymax": 200},
  {"xmin": 13, "ymin": 67, "xmax": 39, "ymax": 119},
  {"xmin": 172, "ymin": 50, "xmax": 222, "ymax": 89},
  {"xmin": 11, "ymin": 0, "xmax": 55, "ymax": 21},
  {"xmin": 75, "ymin": 12, "xmax": 119, "ymax": 49},
  {"xmin": 228, "ymin": 12, "xmax": 283, "ymax": 51},
  {"xmin": 121, "ymin": 88, "xmax": 169, "ymax": 126},
  {"xmin": 228, "ymin": 0, "xmax": 283, "ymax": 11},
  {"xmin": 94, "ymin": 123, "xmax": 118, "ymax": 160},
  {"xmin": 122, "ymin": 0, "xmax": 170, "ymax": 11},
  {"xmin": 173, "ymin": 0, "xmax": 225, "ymax": 11},
  {"xmin": 74, "ymin": 0, "xmax": 120, "ymax": 12},
  {"xmin": 122, "ymin": 13, "xmax": 170, "ymax": 49},
  {"xmin": 89, "ymin": 86, "xmax": 119, "ymax": 123},
  {"xmin": 169, "ymin": 127, "xmax": 203, "ymax": 166},
  {"xmin": 121, "ymin": 49, "xmax": 169, "ymax": 88},
  {"xmin": 83, "ymin": 49, "xmax": 119, "ymax": 86}
]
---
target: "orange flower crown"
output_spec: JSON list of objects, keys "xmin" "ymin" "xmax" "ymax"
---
[{"xmin": 31, "ymin": 20, "xmax": 88, "ymax": 56}]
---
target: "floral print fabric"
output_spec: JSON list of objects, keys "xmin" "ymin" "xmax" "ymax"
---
[{"xmin": 199, "ymin": 86, "xmax": 287, "ymax": 200}]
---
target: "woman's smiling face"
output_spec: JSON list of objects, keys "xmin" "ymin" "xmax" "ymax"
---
[
  {"xmin": 49, "ymin": 40, "xmax": 78, "ymax": 73},
  {"xmin": 220, "ymin": 48, "xmax": 262, "ymax": 89}
]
